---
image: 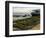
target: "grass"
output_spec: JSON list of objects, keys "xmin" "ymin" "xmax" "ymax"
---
[{"xmin": 13, "ymin": 16, "xmax": 40, "ymax": 30}]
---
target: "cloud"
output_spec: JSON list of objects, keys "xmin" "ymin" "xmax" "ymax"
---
[{"xmin": 13, "ymin": 7, "xmax": 40, "ymax": 14}]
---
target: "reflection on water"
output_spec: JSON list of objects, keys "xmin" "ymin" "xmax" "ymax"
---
[{"xmin": 13, "ymin": 16, "xmax": 32, "ymax": 21}]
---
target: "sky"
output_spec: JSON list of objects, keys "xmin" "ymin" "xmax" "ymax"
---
[
  {"xmin": 13, "ymin": 7, "xmax": 40, "ymax": 13},
  {"xmin": 13, "ymin": 7, "xmax": 40, "ymax": 15}
]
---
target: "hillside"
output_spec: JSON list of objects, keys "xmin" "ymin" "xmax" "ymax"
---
[{"xmin": 13, "ymin": 16, "xmax": 40, "ymax": 31}]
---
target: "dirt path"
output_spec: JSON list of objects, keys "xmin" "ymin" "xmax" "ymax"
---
[{"xmin": 31, "ymin": 24, "xmax": 40, "ymax": 30}]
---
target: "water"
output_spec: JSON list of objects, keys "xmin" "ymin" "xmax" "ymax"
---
[{"xmin": 13, "ymin": 16, "xmax": 32, "ymax": 21}]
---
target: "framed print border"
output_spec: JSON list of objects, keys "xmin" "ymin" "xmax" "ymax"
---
[{"xmin": 5, "ymin": 1, "xmax": 45, "ymax": 37}]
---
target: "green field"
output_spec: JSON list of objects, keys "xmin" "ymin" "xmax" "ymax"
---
[{"xmin": 13, "ymin": 16, "xmax": 40, "ymax": 30}]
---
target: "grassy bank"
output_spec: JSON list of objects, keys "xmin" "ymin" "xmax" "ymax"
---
[{"xmin": 13, "ymin": 16, "xmax": 40, "ymax": 30}]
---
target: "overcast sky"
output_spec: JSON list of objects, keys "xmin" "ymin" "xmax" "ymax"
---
[
  {"xmin": 13, "ymin": 7, "xmax": 40, "ymax": 15},
  {"xmin": 13, "ymin": 7, "xmax": 40, "ymax": 13}
]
